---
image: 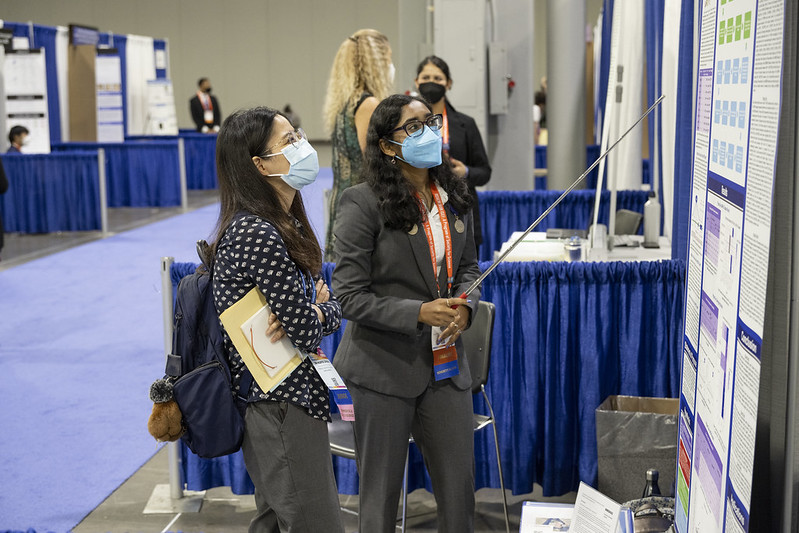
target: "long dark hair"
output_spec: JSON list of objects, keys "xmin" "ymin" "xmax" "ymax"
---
[
  {"xmin": 208, "ymin": 106, "xmax": 321, "ymax": 275},
  {"xmin": 363, "ymin": 94, "xmax": 472, "ymax": 231}
]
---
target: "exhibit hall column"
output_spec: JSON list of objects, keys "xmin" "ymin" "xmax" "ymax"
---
[{"xmin": 546, "ymin": 0, "xmax": 586, "ymax": 190}]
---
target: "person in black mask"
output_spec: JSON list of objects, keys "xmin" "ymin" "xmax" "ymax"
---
[
  {"xmin": 189, "ymin": 77, "xmax": 221, "ymax": 133},
  {"xmin": 415, "ymin": 56, "xmax": 491, "ymax": 254}
]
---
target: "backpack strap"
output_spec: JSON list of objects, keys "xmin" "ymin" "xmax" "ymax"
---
[{"xmin": 198, "ymin": 239, "xmax": 256, "ymax": 403}]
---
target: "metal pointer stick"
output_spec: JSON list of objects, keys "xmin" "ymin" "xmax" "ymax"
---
[{"xmin": 456, "ymin": 94, "xmax": 665, "ymax": 301}]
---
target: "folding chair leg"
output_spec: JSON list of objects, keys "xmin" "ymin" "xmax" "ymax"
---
[
  {"xmin": 400, "ymin": 448, "xmax": 409, "ymax": 532},
  {"xmin": 483, "ymin": 386, "xmax": 510, "ymax": 533}
]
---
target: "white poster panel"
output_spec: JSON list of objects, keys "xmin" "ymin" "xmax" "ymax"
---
[
  {"xmin": 3, "ymin": 49, "xmax": 50, "ymax": 153},
  {"xmin": 95, "ymin": 51, "xmax": 124, "ymax": 143},
  {"xmin": 674, "ymin": 1, "xmax": 784, "ymax": 532},
  {"xmin": 145, "ymin": 79, "xmax": 177, "ymax": 135}
]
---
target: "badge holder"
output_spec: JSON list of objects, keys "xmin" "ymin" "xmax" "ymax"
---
[
  {"xmin": 308, "ymin": 348, "xmax": 354, "ymax": 421},
  {"xmin": 431, "ymin": 326, "xmax": 459, "ymax": 381}
]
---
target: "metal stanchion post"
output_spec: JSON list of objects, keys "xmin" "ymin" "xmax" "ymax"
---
[
  {"xmin": 143, "ymin": 258, "xmax": 204, "ymax": 514},
  {"xmin": 178, "ymin": 138, "xmax": 188, "ymax": 212},
  {"xmin": 160, "ymin": 257, "xmax": 183, "ymax": 501},
  {"xmin": 98, "ymin": 148, "xmax": 108, "ymax": 235}
]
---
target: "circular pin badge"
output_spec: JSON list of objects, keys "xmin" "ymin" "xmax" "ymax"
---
[
  {"xmin": 454, "ymin": 219, "xmax": 465, "ymax": 233},
  {"xmin": 408, "ymin": 224, "xmax": 418, "ymax": 235}
]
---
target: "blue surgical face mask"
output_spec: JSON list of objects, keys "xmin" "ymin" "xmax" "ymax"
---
[
  {"xmin": 388, "ymin": 126, "xmax": 442, "ymax": 168},
  {"xmin": 266, "ymin": 137, "xmax": 319, "ymax": 190}
]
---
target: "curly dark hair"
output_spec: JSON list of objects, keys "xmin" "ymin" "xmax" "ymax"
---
[{"xmin": 363, "ymin": 94, "xmax": 472, "ymax": 231}]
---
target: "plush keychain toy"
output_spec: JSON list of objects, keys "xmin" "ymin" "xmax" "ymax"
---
[{"xmin": 147, "ymin": 378, "xmax": 185, "ymax": 442}]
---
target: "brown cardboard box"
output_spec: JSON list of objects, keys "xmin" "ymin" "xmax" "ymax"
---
[{"xmin": 595, "ymin": 395, "xmax": 679, "ymax": 505}]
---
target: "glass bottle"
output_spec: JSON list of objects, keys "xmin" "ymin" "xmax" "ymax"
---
[{"xmin": 642, "ymin": 468, "xmax": 662, "ymax": 498}]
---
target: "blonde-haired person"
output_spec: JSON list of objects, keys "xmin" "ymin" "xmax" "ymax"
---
[{"xmin": 322, "ymin": 29, "xmax": 393, "ymax": 260}]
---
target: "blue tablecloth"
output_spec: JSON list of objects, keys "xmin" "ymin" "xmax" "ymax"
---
[
  {"xmin": 128, "ymin": 132, "xmax": 218, "ymax": 190},
  {"xmin": 478, "ymin": 189, "xmax": 650, "ymax": 262},
  {"xmin": 52, "ymin": 141, "xmax": 181, "ymax": 207},
  {"xmin": 172, "ymin": 258, "xmax": 684, "ymax": 497},
  {"xmin": 1, "ymin": 152, "xmax": 101, "ymax": 233}
]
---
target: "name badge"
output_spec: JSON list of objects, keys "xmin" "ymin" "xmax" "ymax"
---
[
  {"xmin": 431, "ymin": 326, "xmax": 459, "ymax": 381},
  {"xmin": 308, "ymin": 349, "xmax": 354, "ymax": 421},
  {"xmin": 204, "ymin": 109, "xmax": 214, "ymax": 123}
]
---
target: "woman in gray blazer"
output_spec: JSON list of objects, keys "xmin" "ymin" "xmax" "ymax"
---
[{"xmin": 332, "ymin": 93, "xmax": 482, "ymax": 533}]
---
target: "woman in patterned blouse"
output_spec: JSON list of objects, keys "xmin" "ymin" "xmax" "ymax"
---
[{"xmin": 207, "ymin": 106, "xmax": 344, "ymax": 532}]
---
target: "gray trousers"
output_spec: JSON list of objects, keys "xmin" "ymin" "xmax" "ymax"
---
[
  {"xmin": 241, "ymin": 401, "xmax": 344, "ymax": 533},
  {"xmin": 349, "ymin": 380, "xmax": 475, "ymax": 533}
]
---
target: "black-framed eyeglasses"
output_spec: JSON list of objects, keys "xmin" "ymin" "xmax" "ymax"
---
[{"xmin": 386, "ymin": 114, "xmax": 443, "ymax": 138}]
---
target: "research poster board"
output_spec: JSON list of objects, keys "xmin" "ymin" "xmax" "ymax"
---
[
  {"xmin": 675, "ymin": 1, "xmax": 784, "ymax": 532},
  {"xmin": 95, "ymin": 49, "xmax": 124, "ymax": 142},
  {"xmin": 3, "ymin": 48, "xmax": 50, "ymax": 153},
  {"xmin": 145, "ymin": 79, "xmax": 177, "ymax": 135}
]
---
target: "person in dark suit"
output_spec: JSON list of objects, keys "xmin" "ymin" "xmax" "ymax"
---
[
  {"xmin": 0, "ymin": 158, "xmax": 8, "ymax": 259},
  {"xmin": 332, "ymin": 94, "xmax": 481, "ymax": 533},
  {"xmin": 7, "ymin": 125, "xmax": 29, "ymax": 153},
  {"xmin": 189, "ymin": 77, "xmax": 221, "ymax": 133},
  {"xmin": 415, "ymin": 56, "xmax": 492, "ymax": 254}
]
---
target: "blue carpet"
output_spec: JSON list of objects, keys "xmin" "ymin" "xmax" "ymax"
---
[{"xmin": 0, "ymin": 204, "xmax": 222, "ymax": 532}]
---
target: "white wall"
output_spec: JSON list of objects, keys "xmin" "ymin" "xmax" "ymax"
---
[{"xmin": 0, "ymin": 0, "xmax": 401, "ymax": 144}]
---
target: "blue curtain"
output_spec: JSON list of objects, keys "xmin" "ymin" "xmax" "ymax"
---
[
  {"xmin": 532, "ymin": 145, "xmax": 650, "ymax": 191},
  {"xmin": 596, "ymin": 0, "xmax": 615, "ymax": 143},
  {"xmin": 0, "ymin": 152, "xmax": 100, "ymax": 232},
  {"xmin": 644, "ymin": 0, "xmax": 665, "ymax": 193},
  {"xmin": 127, "ymin": 132, "xmax": 218, "ymax": 190},
  {"xmin": 51, "ymin": 141, "xmax": 181, "ymax": 207},
  {"xmin": 112, "ymin": 35, "xmax": 129, "ymax": 137},
  {"xmin": 478, "ymin": 189, "xmax": 650, "ymax": 262},
  {"xmin": 174, "ymin": 259, "xmax": 684, "ymax": 497},
  {"xmin": 671, "ymin": 0, "xmax": 695, "ymax": 263}
]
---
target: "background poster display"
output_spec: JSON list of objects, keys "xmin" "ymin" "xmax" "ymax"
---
[
  {"xmin": 95, "ymin": 49, "xmax": 123, "ymax": 142},
  {"xmin": 675, "ymin": 1, "xmax": 784, "ymax": 532},
  {"xmin": 3, "ymin": 48, "xmax": 50, "ymax": 153},
  {"xmin": 144, "ymin": 79, "xmax": 177, "ymax": 135}
]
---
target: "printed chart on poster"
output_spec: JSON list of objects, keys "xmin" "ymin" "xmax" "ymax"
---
[
  {"xmin": 95, "ymin": 50, "xmax": 124, "ymax": 142},
  {"xmin": 145, "ymin": 79, "xmax": 177, "ymax": 135},
  {"xmin": 3, "ymin": 49, "xmax": 50, "ymax": 153},
  {"xmin": 675, "ymin": 1, "xmax": 784, "ymax": 532}
]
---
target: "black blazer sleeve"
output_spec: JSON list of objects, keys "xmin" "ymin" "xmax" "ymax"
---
[
  {"xmin": 447, "ymin": 103, "xmax": 492, "ymax": 188},
  {"xmin": 0, "ymin": 160, "xmax": 7, "ymax": 195},
  {"xmin": 189, "ymin": 96, "xmax": 204, "ymax": 130}
]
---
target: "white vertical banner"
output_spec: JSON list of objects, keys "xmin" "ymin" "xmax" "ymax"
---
[
  {"xmin": 3, "ymin": 49, "xmax": 50, "ymax": 153},
  {"xmin": 95, "ymin": 50, "xmax": 124, "ymax": 142},
  {"xmin": 674, "ymin": 1, "xmax": 785, "ymax": 532},
  {"xmin": 605, "ymin": 2, "xmax": 645, "ymax": 192},
  {"xmin": 55, "ymin": 26, "xmax": 69, "ymax": 142},
  {"xmin": 124, "ymin": 34, "xmax": 155, "ymax": 135}
]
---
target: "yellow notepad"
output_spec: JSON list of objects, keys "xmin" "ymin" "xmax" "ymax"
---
[{"xmin": 219, "ymin": 287, "xmax": 304, "ymax": 393}]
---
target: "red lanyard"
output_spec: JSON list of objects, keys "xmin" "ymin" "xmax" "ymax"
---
[
  {"xmin": 198, "ymin": 91, "xmax": 213, "ymax": 111},
  {"xmin": 441, "ymin": 105, "xmax": 450, "ymax": 153},
  {"xmin": 416, "ymin": 183, "xmax": 453, "ymax": 298}
]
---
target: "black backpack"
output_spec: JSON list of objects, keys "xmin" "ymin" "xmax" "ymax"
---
[{"xmin": 163, "ymin": 244, "xmax": 253, "ymax": 458}]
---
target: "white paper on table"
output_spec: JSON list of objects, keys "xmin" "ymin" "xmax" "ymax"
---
[
  {"xmin": 240, "ymin": 305, "xmax": 304, "ymax": 378},
  {"xmin": 569, "ymin": 482, "xmax": 622, "ymax": 533}
]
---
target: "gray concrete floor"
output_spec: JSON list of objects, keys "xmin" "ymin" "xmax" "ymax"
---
[
  {"xmin": 2, "ymin": 188, "xmax": 577, "ymax": 532},
  {"xmin": 71, "ymin": 444, "xmax": 575, "ymax": 533}
]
